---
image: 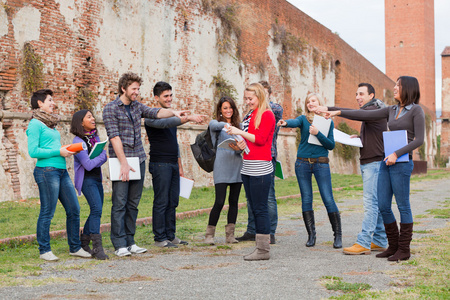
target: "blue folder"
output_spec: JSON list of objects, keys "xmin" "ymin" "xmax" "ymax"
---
[{"xmin": 382, "ymin": 130, "xmax": 409, "ymax": 162}]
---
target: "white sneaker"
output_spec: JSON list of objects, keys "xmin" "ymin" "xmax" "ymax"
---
[
  {"xmin": 40, "ymin": 251, "xmax": 59, "ymax": 261},
  {"xmin": 70, "ymin": 248, "xmax": 92, "ymax": 258},
  {"xmin": 128, "ymin": 244, "xmax": 147, "ymax": 254},
  {"xmin": 115, "ymin": 247, "xmax": 132, "ymax": 257}
]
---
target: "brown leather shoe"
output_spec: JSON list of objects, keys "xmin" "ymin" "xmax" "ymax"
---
[
  {"xmin": 343, "ymin": 243, "xmax": 371, "ymax": 255},
  {"xmin": 371, "ymin": 242, "xmax": 386, "ymax": 252}
]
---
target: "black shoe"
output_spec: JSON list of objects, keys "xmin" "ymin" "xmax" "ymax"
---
[
  {"xmin": 236, "ymin": 232, "xmax": 256, "ymax": 242},
  {"xmin": 270, "ymin": 234, "xmax": 276, "ymax": 244}
]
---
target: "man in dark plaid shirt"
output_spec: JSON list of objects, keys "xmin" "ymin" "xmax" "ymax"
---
[
  {"xmin": 103, "ymin": 72, "xmax": 186, "ymax": 257},
  {"xmin": 237, "ymin": 81, "xmax": 283, "ymax": 244}
]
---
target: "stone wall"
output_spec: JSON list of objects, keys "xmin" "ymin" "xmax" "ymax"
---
[{"xmin": 0, "ymin": 0, "xmax": 396, "ymax": 201}]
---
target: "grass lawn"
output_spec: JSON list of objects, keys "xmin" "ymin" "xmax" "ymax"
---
[{"xmin": 0, "ymin": 169, "xmax": 449, "ymax": 297}]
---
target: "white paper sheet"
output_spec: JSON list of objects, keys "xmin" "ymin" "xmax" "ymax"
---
[
  {"xmin": 333, "ymin": 128, "xmax": 363, "ymax": 147},
  {"xmin": 179, "ymin": 177, "xmax": 194, "ymax": 199},
  {"xmin": 308, "ymin": 115, "xmax": 332, "ymax": 146}
]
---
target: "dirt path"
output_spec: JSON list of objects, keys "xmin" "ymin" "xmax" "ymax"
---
[{"xmin": 1, "ymin": 177, "xmax": 449, "ymax": 299}]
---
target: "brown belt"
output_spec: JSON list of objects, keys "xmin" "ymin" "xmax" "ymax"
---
[{"xmin": 297, "ymin": 157, "xmax": 329, "ymax": 164}]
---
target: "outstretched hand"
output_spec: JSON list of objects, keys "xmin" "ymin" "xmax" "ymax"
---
[{"xmin": 322, "ymin": 110, "xmax": 340, "ymax": 119}]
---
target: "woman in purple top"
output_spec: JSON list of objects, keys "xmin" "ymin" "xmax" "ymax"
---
[
  {"xmin": 70, "ymin": 110, "xmax": 108, "ymax": 260},
  {"xmin": 322, "ymin": 76, "xmax": 425, "ymax": 261}
]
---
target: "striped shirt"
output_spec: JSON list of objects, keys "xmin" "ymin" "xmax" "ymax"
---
[{"xmin": 241, "ymin": 159, "xmax": 273, "ymax": 176}]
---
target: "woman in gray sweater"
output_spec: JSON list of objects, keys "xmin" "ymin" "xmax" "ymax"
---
[
  {"xmin": 204, "ymin": 96, "xmax": 243, "ymax": 244},
  {"xmin": 322, "ymin": 76, "xmax": 425, "ymax": 262}
]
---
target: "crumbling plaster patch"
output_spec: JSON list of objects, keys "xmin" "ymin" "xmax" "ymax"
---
[{"xmin": 12, "ymin": 6, "xmax": 41, "ymax": 47}]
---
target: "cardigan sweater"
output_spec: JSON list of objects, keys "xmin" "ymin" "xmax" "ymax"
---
[
  {"xmin": 73, "ymin": 136, "xmax": 107, "ymax": 196},
  {"xmin": 209, "ymin": 120, "xmax": 243, "ymax": 184},
  {"xmin": 339, "ymin": 104, "xmax": 425, "ymax": 158},
  {"xmin": 285, "ymin": 115, "xmax": 335, "ymax": 158},
  {"xmin": 243, "ymin": 109, "xmax": 275, "ymax": 161}
]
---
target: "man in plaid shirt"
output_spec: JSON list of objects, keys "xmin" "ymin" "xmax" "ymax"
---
[{"xmin": 103, "ymin": 72, "xmax": 186, "ymax": 257}]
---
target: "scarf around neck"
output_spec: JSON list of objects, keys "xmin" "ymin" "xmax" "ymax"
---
[{"xmin": 32, "ymin": 109, "xmax": 60, "ymax": 129}]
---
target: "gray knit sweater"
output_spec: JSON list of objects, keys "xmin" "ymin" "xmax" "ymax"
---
[{"xmin": 339, "ymin": 103, "xmax": 425, "ymax": 158}]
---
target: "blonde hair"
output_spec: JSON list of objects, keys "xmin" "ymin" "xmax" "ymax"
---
[
  {"xmin": 245, "ymin": 83, "xmax": 271, "ymax": 129},
  {"xmin": 304, "ymin": 93, "xmax": 323, "ymax": 123}
]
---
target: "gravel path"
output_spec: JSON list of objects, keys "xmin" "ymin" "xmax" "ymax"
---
[{"xmin": 1, "ymin": 176, "xmax": 449, "ymax": 300}]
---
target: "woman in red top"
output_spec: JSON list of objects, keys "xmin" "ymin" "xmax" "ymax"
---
[{"xmin": 227, "ymin": 83, "xmax": 275, "ymax": 260}]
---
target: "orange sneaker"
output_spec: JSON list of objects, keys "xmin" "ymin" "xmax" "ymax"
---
[
  {"xmin": 371, "ymin": 242, "xmax": 386, "ymax": 252},
  {"xmin": 343, "ymin": 243, "xmax": 371, "ymax": 255}
]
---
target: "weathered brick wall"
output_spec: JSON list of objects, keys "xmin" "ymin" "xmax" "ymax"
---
[
  {"xmin": 441, "ymin": 48, "xmax": 450, "ymax": 160},
  {"xmin": 0, "ymin": 0, "xmax": 398, "ymax": 201}
]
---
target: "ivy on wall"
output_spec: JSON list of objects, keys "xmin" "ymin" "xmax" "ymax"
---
[
  {"xmin": 210, "ymin": 72, "xmax": 238, "ymax": 102},
  {"xmin": 20, "ymin": 43, "xmax": 44, "ymax": 97},
  {"xmin": 202, "ymin": 0, "xmax": 242, "ymax": 59},
  {"xmin": 76, "ymin": 87, "xmax": 95, "ymax": 111}
]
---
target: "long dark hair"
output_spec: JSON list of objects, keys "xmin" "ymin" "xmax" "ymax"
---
[
  {"xmin": 397, "ymin": 76, "xmax": 420, "ymax": 106},
  {"xmin": 70, "ymin": 109, "xmax": 95, "ymax": 138},
  {"xmin": 215, "ymin": 96, "xmax": 240, "ymax": 128}
]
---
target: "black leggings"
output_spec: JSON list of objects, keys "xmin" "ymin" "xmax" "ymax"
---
[{"xmin": 208, "ymin": 182, "xmax": 242, "ymax": 226}]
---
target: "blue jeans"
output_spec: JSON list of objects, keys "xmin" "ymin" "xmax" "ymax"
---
[
  {"xmin": 149, "ymin": 162, "xmax": 180, "ymax": 242},
  {"xmin": 242, "ymin": 174, "xmax": 271, "ymax": 234},
  {"xmin": 295, "ymin": 159, "xmax": 339, "ymax": 213},
  {"xmin": 110, "ymin": 162, "xmax": 145, "ymax": 250},
  {"xmin": 81, "ymin": 176, "xmax": 104, "ymax": 235},
  {"xmin": 356, "ymin": 161, "xmax": 387, "ymax": 249},
  {"xmin": 378, "ymin": 160, "xmax": 414, "ymax": 224},
  {"xmin": 246, "ymin": 159, "xmax": 278, "ymax": 235},
  {"xmin": 33, "ymin": 167, "xmax": 81, "ymax": 254}
]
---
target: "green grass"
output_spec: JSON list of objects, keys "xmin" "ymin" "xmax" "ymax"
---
[{"xmin": 0, "ymin": 168, "xmax": 449, "ymax": 292}]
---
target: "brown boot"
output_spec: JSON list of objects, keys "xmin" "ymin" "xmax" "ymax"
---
[
  {"xmin": 204, "ymin": 225, "xmax": 215, "ymax": 245},
  {"xmin": 80, "ymin": 233, "xmax": 92, "ymax": 254},
  {"xmin": 243, "ymin": 234, "xmax": 270, "ymax": 261},
  {"xmin": 388, "ymin": 223, "xmax": 413, "ymax": 261},
  {"xmin": 376, "ymin": 222, "xmax": 399, "ymax": 258},
  {"xmin": 225, "ymin": 224, "xmax": 238, "ymax": 244},
  {"xmin": 90, "ymin": 234, "xmax": 109, "ymax": 260}
]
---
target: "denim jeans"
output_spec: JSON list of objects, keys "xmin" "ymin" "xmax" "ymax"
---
[
  {"xmin": 242, "ymin": 174, "xmax": 271, "ymax": 234},
  {"xmin": 110, "ymin": 162, "xmax": 145, "ymax": 250},
  {"xmin": 149, "ymin": 162, "xmax": 180, "ymax": 242},
  {"xmin": 81, "ymin": 176, "xmax": 104, "ymax": 235},
  {"xmin": 356, "ymin": 161, "xmax": 387, "ymax": 249},
  {"xmin": 246, "ymin": 159, "xmax": 278, "ymax": 235},
  {"xmin": 33, "ymin": 167, "xmax": 81, "ymax": 254},
  {"xmin": 378, "ymin": 160, "xmax": 414, "ymax": 224},
  {"xmin": 294, "ymin": 159, "xmax": 339, "ymax": 213}
]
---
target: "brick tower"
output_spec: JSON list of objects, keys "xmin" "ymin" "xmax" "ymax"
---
[
  {"xmin": 385, "ymin": 0, "xmax": 435, "ymax": 115},
  {"xmin": 440, "ymin": 47, "xmax": 450, "ymax": 162}
]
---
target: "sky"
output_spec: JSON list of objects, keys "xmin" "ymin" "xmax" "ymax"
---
[{"xmin": 287, "ymin": 0, "xmax": 450, "ymax": 115}]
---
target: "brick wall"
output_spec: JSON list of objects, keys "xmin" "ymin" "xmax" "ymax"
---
[
  {"xmin": 441, "ymin": 47, "xmax": 450, "ymax": 159},
  {"xmin": 0, "ymin": 0, "xmax": 398, "ymax": 201}
]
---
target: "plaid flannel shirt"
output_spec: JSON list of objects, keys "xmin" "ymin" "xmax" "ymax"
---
[
  {"xmin": 103, "ymin": 96, "xmax": 160, "ymax": 163},
  {"xmin": 270, "ymin": 101, "xmax": 283, "ymax": 159}
]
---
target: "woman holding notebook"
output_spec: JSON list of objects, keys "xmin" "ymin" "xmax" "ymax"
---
[
  {"xmin": 203, "ymin": 96, "xmax": 243, "ymax": 245},
  {"xmin": 226, "ymin": 83, "xmax": 275, "ymax": 260},
  {"xmin": 278, "ymin": 93, "xmax": 341, "ymax": 249},
  {"xmin": 321, "ymin": 76, "xmax": 425, "ymax": 261},
  {"xmin": 70, "ymin": 109, "xmax": 108, "ymax": 260},
  {"xmin": 27, "ymin": 89, "xmax": 91, "ymax": 261}
]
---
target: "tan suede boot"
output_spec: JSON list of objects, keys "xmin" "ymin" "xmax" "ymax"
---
[
  {"xmin": 243, "ymin": 234, "xmax": 270, "ymax": 261},
  {"xmin": 225, "ymin": 224, "xmax": 238, "ymax": 243},
  {"xmin": 204, "ymin": 225, "xmax": 215, "ymax": 245}
]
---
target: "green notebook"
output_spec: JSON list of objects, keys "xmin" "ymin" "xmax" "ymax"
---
[
  {"xmin": 88, "ymin": 138, "xmax": 108, "ymax": 159},
  {"xmin": 275, "ymin": 160, "xmax": 284, "ymax": 179}
]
